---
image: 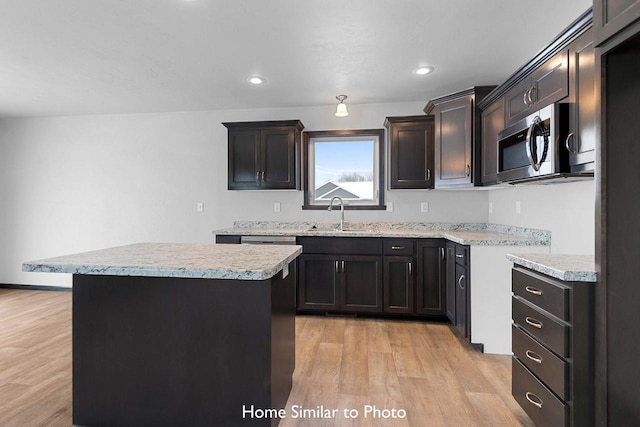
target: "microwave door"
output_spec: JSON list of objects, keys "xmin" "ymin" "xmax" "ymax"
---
[{"xmin": 498, "ymin": 124, "xmax": 539, "ymax": 181}]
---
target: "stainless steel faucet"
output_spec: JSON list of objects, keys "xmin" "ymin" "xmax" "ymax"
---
[{"xmin": 328, "ymin": 196, "xmax": 345, "ymax": 231}]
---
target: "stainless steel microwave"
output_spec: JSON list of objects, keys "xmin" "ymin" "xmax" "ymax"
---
[{"xmin": 497, "ymin": 104, "xmax": 570, "ymax": 183}]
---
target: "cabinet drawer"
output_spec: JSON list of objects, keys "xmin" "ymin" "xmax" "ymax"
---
[
  {"xmin": 512, "ymin": 325, "xmax": 568, "ymax": 400},
  {"xmin": 513, "ymin": 267, "xmax": 570, "ymax": 321},
  {"xmin": 454, "ymin": 245, "xmax": 469, "ymax": 266},
  {"xmin": 297, "ymin": 237, "xmax": 382, "ymax": 255},
  {"xmin": 513, "ymin": 296, "xmax": 569, "ymax": 357},
  {"xmin": 512, "ymin": 357, "xmax": 568, "ymax": 427},
  {"xmin": 383, "ymin": 239, "xmax": 415, "ymax": 256}
]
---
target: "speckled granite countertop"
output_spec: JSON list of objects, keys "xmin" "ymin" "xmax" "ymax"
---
[
  {"xmin": 23, "ymin": 242, "xmax": 303, "ymax": 281},
  {"xmin": 506, "ymin": 253, "xmax": 596, "ymax": 282},
  {"xmin": 214, "ymin": 221, "xmax": 551, "ymax": 246}
]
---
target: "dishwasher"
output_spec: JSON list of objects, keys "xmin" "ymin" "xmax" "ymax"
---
[{"xmin": 240, "ymin": 235, "xmax": 297, "ymax": 245}]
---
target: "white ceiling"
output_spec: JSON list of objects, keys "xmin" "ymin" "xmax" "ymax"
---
[{"xmin": 0, "ymin": 0, "xmax": 591, "ymax": 118}]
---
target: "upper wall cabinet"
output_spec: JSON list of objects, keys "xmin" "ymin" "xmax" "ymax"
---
[
  {"xmin": 480, "ymin": 96, "xmax": 505, "ymax": 185},
  {"xmin": 424, "ymin": 87, "xmax": 495, "ymax": 188},
  {"xmin": 505, "ymin": 49, "xmax": 569, "ymax": 125},
  {"xmin": 594, "ymin": 0, "xmax": 640, "ymax": 46},
  {"xmin": 223, "ymin": 120, "xmax": 304, "ymax": 190},
  {"xmin": 567, "ymin": 27, "xmax": 596, "ymax": 172},
  {"xmin": 384, "ymin": 115, "xmax": 434, "ymax": 189}
]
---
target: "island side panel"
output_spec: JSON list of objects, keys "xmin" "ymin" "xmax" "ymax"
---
[
  {"xmin": 270, "ymin": 261, "xmax": 296, "ymax": 416},
  {"xmin": 72, "ymin": 273, "xmax": 293, "ymax": 427}
]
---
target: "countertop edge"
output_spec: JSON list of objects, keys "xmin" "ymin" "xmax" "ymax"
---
[{"xmin": 506, "ymin": 253, "xmax": 597, "ymax": 282}]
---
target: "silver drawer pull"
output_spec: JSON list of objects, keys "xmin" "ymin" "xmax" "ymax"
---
[
  {"xmin": 525, "ymin": 350, "xmax": 543, "ymax": 364},
  {"xmin": 456, "ymin": 254, "xmax": 464, "ymax": 258},
  {"xmin": 391, "ymin": 246, "xmax": 405, "ymax": 250},
  {"xmin": 525, "ymin": 286, "xmax": 543, "ymax": 296},
  {"xmin": 525, "ymin": 317, "xmax": 543, "ymax": 329},
  {"xmin": 525, "ymin": 392, "xmax": 543, "ymax": 409}
]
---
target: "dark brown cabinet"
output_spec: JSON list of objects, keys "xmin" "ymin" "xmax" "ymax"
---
[
  {"xmin": 505, "ymin": 49, "xmax": 570, "ymax": 125},
  {"xmin": 383, "ymin": 238, "xmax": 416, "ymax": 314},
  {"xmin": 596, "ymin": 22, "xmax": 640, "ymax": 427},
  {"xmin": 567, "ymin": 27, "xmax": 596, "ymax": 173},
  {"xmin": 416, "ymin": 240, "xmax": 446, "ymax": 316},
  {"xmin": 511, "ymin": 266, "xmax": 594, "ymax": 427},
  {"xmin": 594, "ymin": 0, "xmax": 640, "ymax": 46},
  {"xmin": 223, "ymin": 120, "xmax": 304, "ymax": 190},
  {"xmin": 424, "ymin": 87, "xmax": 494, "ymax": 188},
  {"xmin": 447, "ymin": 243, "xmax": 470, "ymax": 339},
  {"xmin": 480, "ymin": 96, "xmax": 505, "ymax": 185},
  {"xmin": 296, "ymin": 237, "xmax": 383, "ymax": 313},
  {"xmin": 384, "ymin": 115, "xmax": 434, "ymax": 189}
]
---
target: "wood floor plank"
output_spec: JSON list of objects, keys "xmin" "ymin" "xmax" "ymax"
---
[{"xmin": 0, "ymin": 290, "xmax": 534, "ymax": 427}]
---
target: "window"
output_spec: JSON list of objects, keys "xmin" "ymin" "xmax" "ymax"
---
[{"xmin": 303, "ymin": 129, "xmax": 385, "ymax": 209}]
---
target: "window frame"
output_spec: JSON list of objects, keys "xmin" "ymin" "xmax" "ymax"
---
[{"xmin": 302, "ymin": 128, "xmax": 386, "ymax": 210}]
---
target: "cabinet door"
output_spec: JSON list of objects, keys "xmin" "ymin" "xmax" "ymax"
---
[
  {"xmin": 383, "ymin": 256, "xmax": 414, "ymax": 314},
  {"xmin": 261, "ymin": 127, "xmax": 298, "ymax": 189},
  {"xmin": 228, "ymin": 129, "xmax": 260, "ymax": 189},
  {"xmin": 434, "ymin": 97, "xmax": 472, "ymax": 187},
  {"xmin": 568, "ymin": 29, "xmax": 596, "ymax": 172},
  {"xmin": 481, "ymin": 97, "xmax": 505, "ymax": 185},
  {"xmin": 445, "ymin": 243, "xmax": 456, "ymax": 323},
  {"xmin": 341, "ymin": 256, "xmax": 383, "ymax": 313},
  {"xmin": 416, "ymin": 241, "xmax": 446, "ymax": 316},
  {"xmin": 594, "ymin": 0, "xmax": 640, "ymax": 46},
  {"xmin": 530, "ymin": 49, "xmax": 569, "ymax": 109},
  {"xmin": 389, "ymin": 120, "xmax": 434, "ymax": 189},
  {"xmin": 297, "ymin": 254, "xmax": 339, "ymax": 311},
  {"xmin": 506, "ymin": 78, "xmax": 534, "ymax": 124},
  {"xmin": 455, "ymin": 264, "xmax": 469, "ymax": 338}
]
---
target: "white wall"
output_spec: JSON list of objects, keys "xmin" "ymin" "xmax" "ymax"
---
[
  {"xmin": 487, "ymin": 180, "xmax": 596, "ymax": 254},
  {"xmin": 0, "ymin": 102, "xmax": 595, "ymax": 287}
]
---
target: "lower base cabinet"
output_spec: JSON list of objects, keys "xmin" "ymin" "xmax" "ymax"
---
[
  {"xmin": 511, "ymin": 266, "xmax": 594, "ymax": 427},
  {"xmin": 297, "ymin": 237, "xmax": 448, "ymax": 318},
  {"xmin": 446, "ymin": 242, "xmax": 471, "ymax": 340}
]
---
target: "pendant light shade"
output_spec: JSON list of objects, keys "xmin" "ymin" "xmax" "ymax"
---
[{"xmin": 335, "ymin": 95, "xmax": 349, "ymax": 117}]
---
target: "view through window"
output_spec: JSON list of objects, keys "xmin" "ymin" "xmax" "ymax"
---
[{"xmin": 304, "ymin": 130, "xmax": 384, "ymax": 209}]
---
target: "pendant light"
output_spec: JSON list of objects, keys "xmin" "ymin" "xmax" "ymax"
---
[{"xmin": 334, "ymin": 95, "xmax": 349, "ymax": 117}]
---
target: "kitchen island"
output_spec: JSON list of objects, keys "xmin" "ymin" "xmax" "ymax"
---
[{"xmin": 23, "ymin": 242, "xmax": 302, "ymax": 427}]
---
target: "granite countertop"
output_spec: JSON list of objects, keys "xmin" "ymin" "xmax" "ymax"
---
[
  {"xmin": 214, "ymin": 221, "xmax": 551, "ymax": 246},
  {"xmin": 506, "ymin": 253, "xmax": 596, "ymax": 282},
  {"xmin": 22, "ymin": 242, "xmax": 303, "ymax": 281}
]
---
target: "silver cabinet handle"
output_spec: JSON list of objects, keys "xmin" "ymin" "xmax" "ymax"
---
[
  {"xmin": 256, "ymin": 171, "xmax": 261, "ymax": 182},
  {"xmin": 525, "ymin": 316, "xmax": 543, "ymax": 329},
  {"xmin": 341, "ymin": 260, "xmax": 345, "ymax": 272},
  {"xmin": 427, "ymin": 168, "xmax": 431, "ymax": 181},
  {"xmin": 525, "ymin": 392, "xmax": 543, "ymax": 409},
  {"xmin": 458, "ymin": 274, "xmax": 465, "ymax": 290},
  {"xmin": 440, "ymin": 247, "xmax": 445, "ymax": 261},
  {"xmin": 525, "ymin": 350, "xmax": 543, "ymax": 364},
  {"xmin": 527, "ymin": 87, "xmax": 536, "ymax": 105},
  {"xmin": 456, "ymin": 254, "xmax": 464, "ymax": 259},
  {"xmin": 465, "ymin": 164, "xmax": 471, "ymax": 177},
  {"xmin": 335, "ymin": 260, "xmax": 339, "ymax": 273},
  {"xmin": 261, "ymin": 171, "xmax": 265, "ymax": 181},
  {"xmin": 391, "ymin": 246, "xmax": 405, "ymax": 250},
  {"xmin": 525, "ymin": 286, "xmax": 542, "ymax": 296},
  {"xmin": 565, "ymin": 132, "xmax": 576, "ymax": 153},
  {"xmin": 408, "ymin": 262, "xmax": 412, "ymax": 276},
  {"xmin": 523, "ymin": 90, "xmax": 529, "ymax": 106}
]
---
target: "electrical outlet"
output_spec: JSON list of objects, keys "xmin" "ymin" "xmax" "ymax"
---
[
  {"xmin": 197, "ymin": 202, "xmax": 204, "ymax": 212},
  {"xmin": 386, "ymin": 202, "xmax": 394, "ymax": 212},
  {"xmin": 273, "ymin": 202, "xmax": 281, "ymax": 212},
  {"xmin": 421, "ymin": 202, "xmax": 429, "ymax": 213},
  {"xmin": 515, "ymin": 201, "xmax": 521, "ymax": 214}
]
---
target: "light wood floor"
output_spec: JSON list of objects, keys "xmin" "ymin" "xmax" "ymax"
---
[{"xmin": 0, "ymin": 289, "xmax": 533, "ymax": 427}]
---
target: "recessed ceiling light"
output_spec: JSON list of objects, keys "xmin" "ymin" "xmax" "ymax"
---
[
  {"xmin": 248, "ymin": 76, "xmax": 265, "ymax": 85},
  {"xmin": 415, "ymin": 66, "xmax": 435, "ymax": 75}
]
